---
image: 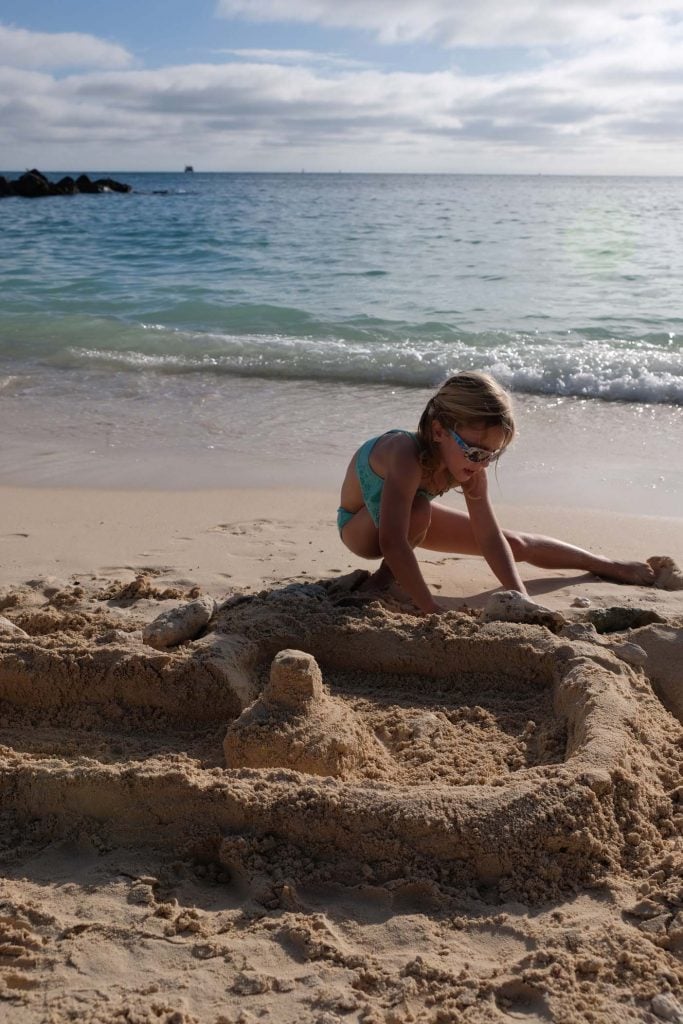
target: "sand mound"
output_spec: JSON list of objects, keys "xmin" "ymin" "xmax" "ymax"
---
[
  {"xmin": 630, "ymin": 624, "xmax": 683, "ymax": 724},
  {"xmin": 0, "ymin": 575, "xmax": 680, "ymax": 907},
  {"xmin": 224, "ymin": 649, "xmax": 392, "ymax": 778},
  {"xmin": 649, "ymin": 555, "xmax": 683, "ymax": 591}
]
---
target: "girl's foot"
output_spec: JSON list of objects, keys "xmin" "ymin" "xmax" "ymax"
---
[
  {"xmin": 593, "ymin": 560, "xmax": 656, "ymax": 586},
  {"xmin": 359, "ymin": 560, "xmax": 395, "ymax": 595}
]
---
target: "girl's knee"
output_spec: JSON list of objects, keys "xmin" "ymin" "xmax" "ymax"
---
[{"xmin": 505, "ymin": 530, "xmax": 533, "ymax": 560}]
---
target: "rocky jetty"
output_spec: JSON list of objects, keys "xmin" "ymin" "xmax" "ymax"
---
[{"xmin": 0, "ymin": 168, "xmax": 131, "ymax": 198}]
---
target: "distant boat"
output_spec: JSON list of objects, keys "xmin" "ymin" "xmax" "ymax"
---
[{"xmin": 184, "ymin": 165, "xmax": 194, "ymax": 173}]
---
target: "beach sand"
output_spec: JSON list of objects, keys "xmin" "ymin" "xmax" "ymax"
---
[{"xmin": 0, "ymin": 483, "xmax": 682, "ymax": 1023}]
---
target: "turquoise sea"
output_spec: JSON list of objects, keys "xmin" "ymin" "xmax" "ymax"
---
[{"xmin": 1, "ymin": 172, "xmax": 682, "ymax": 508}]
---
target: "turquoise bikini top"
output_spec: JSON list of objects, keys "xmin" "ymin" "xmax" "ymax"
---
[{"xmin": 355, "ymin": 429, "xmax": 436, "ymax": 527}]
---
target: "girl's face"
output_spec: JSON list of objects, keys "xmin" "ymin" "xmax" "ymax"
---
[{"xmin": 432, "ymin": 420, "xmax": 508, "ymax": 484}]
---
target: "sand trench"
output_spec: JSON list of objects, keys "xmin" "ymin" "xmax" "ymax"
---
[{"xmin": 0, "ymin": 580, "xmax": 680, "ymax": 905}]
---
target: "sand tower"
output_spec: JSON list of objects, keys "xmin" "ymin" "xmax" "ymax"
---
[{"xmin": 223, "ymin": 649, "xmax": 391, "ymax": 779}]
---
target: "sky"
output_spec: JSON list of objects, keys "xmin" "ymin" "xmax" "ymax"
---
[{"xmin": 1, "ymin": 0, "xmax": 682, "ymax": 174}]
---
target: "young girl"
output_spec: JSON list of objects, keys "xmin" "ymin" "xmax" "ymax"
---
[{"xmin": 337, "ymin": 371, "xmax": 655, "ymax": 614}]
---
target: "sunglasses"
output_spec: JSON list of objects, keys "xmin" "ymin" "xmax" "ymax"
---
[{"xmin": 448, "ymin": 427, "xmax": 504, "ymax": 465}]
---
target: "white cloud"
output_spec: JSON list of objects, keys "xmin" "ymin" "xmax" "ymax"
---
[
  {"xmin": 219, "ymin": 48, "xmax": 369, "ymax": 68},
  {"xmin": 0, "ymin": 23, "xmax": 132, "ymax": 70},
  {"xmin": 2, "ymin": 8, "xmax": 682, "ymax": 173},
  {"xmin": 215, "ymin": 0, "xmax": 683, "ymax": 48}
]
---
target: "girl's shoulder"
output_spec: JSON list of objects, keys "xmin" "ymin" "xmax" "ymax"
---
[
  {"xmin": 376, "ymin": 428, "xmax": 422, "ymax": 459},
  {"xmin": 372, "ymin": 429, "xmax": 423, "ymax": 478}
]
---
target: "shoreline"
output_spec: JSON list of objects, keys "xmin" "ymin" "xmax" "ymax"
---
[{"xmin": 0, "ymin": 384, "xmax": 681, "ymax": 515}]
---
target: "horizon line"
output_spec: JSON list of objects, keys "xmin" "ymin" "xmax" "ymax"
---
[{"xmin": 3, "ymin": 169, "xmax": 683, "ymax": 179}]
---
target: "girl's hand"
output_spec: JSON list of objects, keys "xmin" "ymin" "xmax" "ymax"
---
[
  {"xmin": 461, "ymin": 469, "xmax": 487, "ymax": 500},
  {"xmin": 464, "ymin": 472, "xmax": 526, "ymax": 595}
]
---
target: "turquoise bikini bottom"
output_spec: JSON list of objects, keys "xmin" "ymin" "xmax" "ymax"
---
[
  {"xmin": 336, "ymin": 506, "xmax": 356, "ymax": 532},
  {"xmin": 337, "ymin": 431, "xmax": 434, "ymax": 534}
]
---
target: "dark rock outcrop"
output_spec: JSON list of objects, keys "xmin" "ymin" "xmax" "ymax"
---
[
  {"xmin": 13, "ymin": 169, "xmax": 51, "ymax": 198},
  {"xmin": 1, "ymin": 169, "xmax": 131, "ymax": 198},
  {"xmin": 75, "ymin": 174, "xmax": 99, "ymax": 194},
  {"xmin": 54, "ymin": 176, "xmax": 78, "ymax": 195},
  {"xmin": 95, "ymin": 177, "xmax": 131, "ymax": 193}
]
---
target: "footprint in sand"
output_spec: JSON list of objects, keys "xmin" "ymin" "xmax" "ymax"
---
[
  {"xmin": 495, "ymin": 979, "xmax": 552, "ymax": 1021},
  {"xmin": 208, "ymin": 520, "xmax": 297, "ymax": 548},
  {"xmin": 208, "ymin": 519, "xmax": 283, "ymax": 536}
]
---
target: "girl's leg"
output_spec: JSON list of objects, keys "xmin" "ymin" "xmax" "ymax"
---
[
  {"xmin": 340, "ymin": 497, "xmax": 432, "ymax": 590},
  {"xmin": 421, "ymin": 504, "xmax": 655, "ymax": 585},
  {"xmin": 339, "ymin": 506, "xmax": 382, "ymax": 560}
]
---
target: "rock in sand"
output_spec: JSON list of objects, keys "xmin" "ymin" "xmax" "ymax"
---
[
  {"xmin": 142, "ymin": 596, "xmax": 216, "ymax": 649},
  {"xmin": 481, "ymin": 590, "xmax": 566, "ymax": 631}
]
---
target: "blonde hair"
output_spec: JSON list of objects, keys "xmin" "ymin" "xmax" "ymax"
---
[{"xmin": 417, "ymin": 371, "xmax": 515, "ymax": 477}]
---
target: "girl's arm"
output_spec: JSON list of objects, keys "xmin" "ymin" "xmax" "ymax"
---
[
  {"xmin": 464, "ymin": 471, "xmax": 527, "ymax": 595},
  {"xmin": 377, "ymin": 444, "xmax": 441, "ymax": 614}
]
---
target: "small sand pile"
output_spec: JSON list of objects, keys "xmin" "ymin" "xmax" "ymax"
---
[
  {"xmin": 649, "ymin": 555, "xmax": 683, "ymax": 591},
  {"xmin": 224, "ymin": 648, "xmax": 391, "ymax": 778}
]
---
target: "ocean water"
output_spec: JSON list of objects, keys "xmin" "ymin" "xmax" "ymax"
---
[{"xmin": 1, "ymin": 172, "xmax": 682, "ymax": 509}]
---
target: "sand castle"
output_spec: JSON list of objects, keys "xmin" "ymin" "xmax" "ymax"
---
[
  {"xmin": 0, "ymin": 576, "xmax": 680, "ymax": 907},
  {"xmin": 0, "ymin": 573, "xmax": 681, "ymax": 1022}
]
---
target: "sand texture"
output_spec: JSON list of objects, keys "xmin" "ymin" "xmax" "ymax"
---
[{"xmin": 0, "ymin": 562, "xmax": 682, "ymax": 1024}]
